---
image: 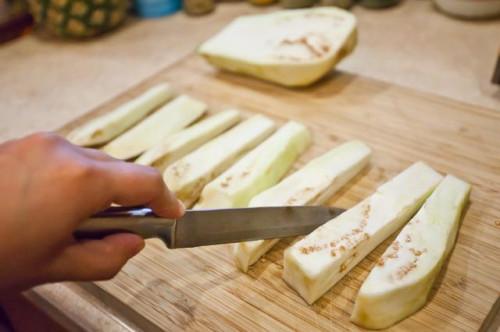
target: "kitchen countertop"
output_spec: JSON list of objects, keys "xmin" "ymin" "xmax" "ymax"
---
[
  {"xmin": 0, "ymin": 0, "xmax": 499, "ymax": 143},
  {"xmin": 0, "ymin": 0, "xmax": 499, "ymax": 330}
]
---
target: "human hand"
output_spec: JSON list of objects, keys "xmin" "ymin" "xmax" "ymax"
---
[{"xmin": 0, "ymin": 132, "xmax": 184, "ymax": 293}]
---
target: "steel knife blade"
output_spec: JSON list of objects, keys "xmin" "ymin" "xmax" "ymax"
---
[{"xmin": 75, "ymin": 205, "xmax": 345, "ymax": 248}]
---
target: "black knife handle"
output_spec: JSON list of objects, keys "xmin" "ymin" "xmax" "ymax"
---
[{"xmin": 74, "ymin": 206, "xmax": 176, "ymax": 248}]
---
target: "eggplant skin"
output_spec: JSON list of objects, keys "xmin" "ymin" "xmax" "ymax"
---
[
  {"xmin": 67, "ymin": 84, "xmax": 173, "ymax": 146},
  {"xmin": 283, "ymin": 162, "xmax": 443, "ymax": 305},
  {"xmin": 200, "ymin": 29, "xmax": 356, "ymax": 87},
  {"xmin": 234, "ymin": 140, "xmax": 371, "ymax": 272},
  {"xmin": 351, "ymin": 270, "xmax": 436, "ymax": 329},
  {"xmin": 198, "ymin": 8, "xmax": 358, "ymax": 87},
  {"xmin": 351, "ymin": 175, "xmax": 470, "ymax": 329}
]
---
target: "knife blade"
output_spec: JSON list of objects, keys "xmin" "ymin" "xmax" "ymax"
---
[{"xmin": 75, "ymin": 205, "xmax": 345, "ymax": 248}]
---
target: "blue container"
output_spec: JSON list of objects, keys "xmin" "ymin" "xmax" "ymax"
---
[{"xmin": 135, "ymin": 0, "xmax": 182, "ymax": 17}]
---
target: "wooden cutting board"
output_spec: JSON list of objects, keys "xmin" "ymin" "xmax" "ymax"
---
[{"xmin": 59, "ymin": 54, "xmax": 500, "ymax": 331}]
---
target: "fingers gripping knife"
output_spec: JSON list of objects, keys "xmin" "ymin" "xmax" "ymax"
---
[{"xmin": 75, "ymin": 206, "xmax": 345, "ymax": 248}]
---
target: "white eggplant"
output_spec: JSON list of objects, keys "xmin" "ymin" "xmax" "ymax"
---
[
  {"xmin": 102, "ymin": 95, "xmax": 206, "ymax": 160},
  {"xmin": 195, "ymin": 121, "xmax": 311, "ymax": 209},
  {"xmin": 351, "ymin": 175, "xmax": 470, "ymax": 329},
  {"xmin": 233, "ymin": 140, "xmax": 371, "ymax": 272},
  {"xmin": 163, "ymin": 115, "xmax": 275, "ymax": 207},
  {"xmin": 283, "ymin": 162, "xmax": 443, "ymax": 304},
  {"xmin": 67, "ymin": 84, "xmax": 173, "ymax": 146},
  {"xmin": 199, "ymin": 8, "xmax": 357, "ymax": 87},
  {"xmin": 136, "ymin": 110, "xmax": 241, "ymax": 171}
]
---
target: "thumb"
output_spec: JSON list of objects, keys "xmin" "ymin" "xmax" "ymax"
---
[{"xmin": 45, "ymin": 234, "xmax": 145, "ymax": 282}]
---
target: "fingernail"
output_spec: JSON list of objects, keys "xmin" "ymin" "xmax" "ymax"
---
[
  {"xmin": 130, "ymin": 236, "xmax": 146, "ymax": 255},
  {"xmin": 112, "ymin": 233, "xmax": 145, "ymax": 256},
  {"xmin": 177, "ymin": 200, "xmax": 186, "ymax": 216}
]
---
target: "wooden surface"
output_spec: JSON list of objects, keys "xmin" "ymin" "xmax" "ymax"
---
[
  {"xmin": 1, "ymin": 1, "xmax": 499, "ymax": 142},
  {"xmin": 1, "ymin": 1, "xmax": 498, "ymax": 330},
  {"xmin": 55, "ymin": 54, "xmax": 500, "ymax": 331}
]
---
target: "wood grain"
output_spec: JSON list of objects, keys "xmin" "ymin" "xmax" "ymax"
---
[{"xmin": 59, "ymin": 55, "xmax": 500, "ymax": 331}]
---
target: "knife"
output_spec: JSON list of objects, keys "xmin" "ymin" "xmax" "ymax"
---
[{"xmin": 74, "ymin": 205, "xmax": 345, "ymax": 248}]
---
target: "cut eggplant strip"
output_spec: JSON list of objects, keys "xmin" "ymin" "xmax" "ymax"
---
[
  {"xmin": 233, "ymin": 140, "xmax": 371, "ymax": 272},
  {"xmin": 195, "ymin": 121, "xmax": 311, "ymax": 209},
  {"xmin": 283, "ymin": 162, "xmax": 443, "ymax": 304},
  {"xmin": 67, "ymin": 84, "xmax": 173, "ymax": 146},
  {"xmin": 163, "ymin": 115, "xmax": 275, "ymax": 207},
  {"xmin": 136, "ymin": 110, "xmax": 241, "ymax": 171},
  {"xmin": 351, "ymin": 175, "xmax": 470, "ymax": 329},
  {"xmin": 102, "ymin": 95, "xmax": 206, "ymax": 160}
]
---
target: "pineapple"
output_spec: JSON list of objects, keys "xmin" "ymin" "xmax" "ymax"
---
[{"xmin": 28, "ymin": 0, "xmax": 128, "ymax": 38}]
